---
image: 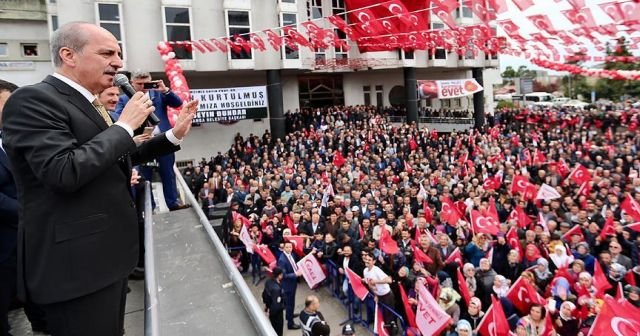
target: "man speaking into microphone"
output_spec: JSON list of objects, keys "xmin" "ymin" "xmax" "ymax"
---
[
  {"xmin": 1, "ymin": 21, "xmax": 197, "ymax": 335},
  {"xmin": 115, "ymin": 70, "xmax": 187, "ymax": 212}
]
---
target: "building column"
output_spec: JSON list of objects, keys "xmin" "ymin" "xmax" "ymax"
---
[
  {"xmin": 266, "ymin": 69, "xmax": 285, "ymax": 140},
  {"xmin": 403, "ymin": 67, "xmax": 418, "ymax": 124},
  {"xmin": 472, "ymin": 68, "xmax": 485, "ymax": 129}
]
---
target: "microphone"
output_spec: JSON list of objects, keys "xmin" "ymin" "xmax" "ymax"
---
[{"xmin": 113, "ymin": 73, "xmax": 160, "ymax": 126}]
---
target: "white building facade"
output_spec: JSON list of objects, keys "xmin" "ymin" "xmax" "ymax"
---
[{"xmin": 11, "ymin": 0, "xmax": 500, "ymax": 161}]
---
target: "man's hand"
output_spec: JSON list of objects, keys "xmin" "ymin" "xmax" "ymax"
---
[
  {"xmin": 155, "ymin": 80, "xmax": 169, "ymax": 94},
  {"xmin": 118, "ymin": 92, "xmax": 155, "ymax": 131},
  {"xmin": 133, "ymin": 134, "xmax": 151, "ymax": 145},
  {"xmin": 172, "ymin": 100, "xmax": 198, "ymax": 140},
  {"xmin": 295, "ymin": 269, "xmax": 303, "ymax": 277},
  {"xmin": 130, "ymin": 169, "xmax": 141, "ymax": 186}
]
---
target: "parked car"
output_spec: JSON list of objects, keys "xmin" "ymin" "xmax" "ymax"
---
[{"xmin": 562, "ymin": 100, "xmax": 590, "ymax": 109}]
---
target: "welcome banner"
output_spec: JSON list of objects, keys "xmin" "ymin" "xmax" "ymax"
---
[
  {"xmin": 190, "ymin": 85, "xmax": 268, "ymax": 123},
  {"xmin": 417, "ymin": 79, "xmax": 483, "ymax": 99}
]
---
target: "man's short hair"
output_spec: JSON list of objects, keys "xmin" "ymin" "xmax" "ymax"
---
[
  {"xmin": 131, "ymin": 70, "xmax": 151, "ymax": 80},
  {"xmin": 0, "ymin": 80, "xmax": 18, "ymax": 93},
  {"xmin": 50, "ymin": 22, "xmax": 91, "ymax": 68},
  {"xmin": 304, "ymin": 295, "xmax": 318, "ymax": 308}
]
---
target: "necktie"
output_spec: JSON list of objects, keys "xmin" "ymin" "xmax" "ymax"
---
[
  {"xmin": 287, "ymin": 253, "xmax": 298, "ymax": 272},
  {"xmin": 92, "ymin": 98, "xmax": 113, "ymax": 126}
]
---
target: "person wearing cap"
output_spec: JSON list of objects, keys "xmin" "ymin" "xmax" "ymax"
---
[
  {"xmin": 299, "ymin": 295, "xmax": 330, "ymax": 336},
  {"xmin": 341, "ymin": 323, "xmax": 355, "ymax": 335},
  {"xmin": 263, "ymin": 267, "xmax": 285, "ymax": 336}
]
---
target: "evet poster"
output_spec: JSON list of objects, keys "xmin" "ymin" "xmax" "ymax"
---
[
  {"xmin": 190, "ymin": 86, "xmax": 268, "ymax": 123},
  {"xmin": 417, "ymin": 79, "xmax": 483, "ymax": 99}
]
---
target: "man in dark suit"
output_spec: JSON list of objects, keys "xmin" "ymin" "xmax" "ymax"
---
[
  {"xmin": 0, "ymin": 80, "xmax": 48, "ymax": 336},
  {"xmin": 1, "ymin": 22, "xmax": 197, "ymax": 335},
  {"xmin": 115, "ymin": 70, "xmax": 187, "ymax": 211},
  {"xmin": 277, "ymin": 241, "xmax": 302, "ymax": 330}
]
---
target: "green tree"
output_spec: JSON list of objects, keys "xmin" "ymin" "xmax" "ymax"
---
[
  {"xmin": 594, "ymin": 37, "xmax": 640, "ymax": 100},
  {"xmin": 502, "ymin": 66, "xmax": 517, "ymax": 78}
]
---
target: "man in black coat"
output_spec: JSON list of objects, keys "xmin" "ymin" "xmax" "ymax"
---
[
  {"xmin": 263, "ymin": 267, "xmax": 286, "ymax": 336},
  {"xmin": 0, "ymin": 80, "xmax": 47, "ymax": 335},
  {"xmin": 1, "ymin": 22, "xmax": 197, "ymax": 335}
]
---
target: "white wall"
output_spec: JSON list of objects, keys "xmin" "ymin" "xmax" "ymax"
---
[{"xmin": 0, "ymin": 61, "xmax": 52, "ymax": 87}]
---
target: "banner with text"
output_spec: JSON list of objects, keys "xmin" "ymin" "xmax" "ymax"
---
[
  {"xmin": 296, "ymin": 253, "xmax": 326, "ymax": 289},
  {"xmin": 417, "ymin": 79, "xmax": 483, "ymax": 99},
  {"xmin": 190, "ymin": 86, "xmax": 268, "ymax": 123}
]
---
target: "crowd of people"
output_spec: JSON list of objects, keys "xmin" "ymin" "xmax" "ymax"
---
[{"xmin": 182, "ymin": 103, "xmax": 640, "ymax": 336}]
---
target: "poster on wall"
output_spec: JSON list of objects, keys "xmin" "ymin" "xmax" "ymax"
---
[
  {"xmin": 417, "ymin": 79, "xmax": 483, "ymax": 99},
  {"xmin": 190, "ymin": 86, "xmax": 268, "ymax": 123}
]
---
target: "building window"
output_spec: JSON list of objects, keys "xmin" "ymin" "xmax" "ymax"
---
[
  {"xmin": 97, "ymin": 3, "xmax": 125, "ymax": 60},
  {"xmin": 49, "ymin": 0, "xmax": 56, "ymax": 3},
  {"xmin": 334, "ymin": 29, "xmax": 348, "ymax": 62},
  {"xmin": 21, "ymin": 44, "xmax": 39, "ymax": 57},
  {"xmin": 308, "ymin": 0, "xmax": 323, "ymax": 19},
  {"xmin": 441, "ymin": 99, "xmax": 451, "ymax": 108},
  {"xmin": 375, "ymin": 85, "xmax": 383, "ymax": 108},
  {"xmin": 363, "ymin": 85, "xmax": 371, "ymax": 106},
  {"xmin": 280, "ymin": 13, "xmax": 299, "ymax": 60},
  {"xmin": 281, "ymin": 0, "xmax": 296, "ymax": 3},
  {"xmin": 452, "ymin": 98, "xmax": 461, "ymax": 107},
  {"xmin": 164, "ymin": 7, "xmax": 192, "ymax": 60},
  {"xmin": 456, "ymin": 0, "xmax": 472, "ymax": 18},
  {"xmin": 315, "ymin": 48, "xmax": 326, "ymax": 65},
  {"xmin": 0, "ymin": 43, "xmax": 7, "ymax": 57},
  {"xmin": 227, "ymin": 10, "xmax": 251, "ymax": 60},
  {"xmin": 50, "ymin": 15, "xmax": 58, "ymax": 31}
]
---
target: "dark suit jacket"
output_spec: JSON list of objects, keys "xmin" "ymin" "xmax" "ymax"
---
[
  {"xmin": 0, "ymin": 146, "xmax": 18, "ymax": 263},
  {"xmin": 1, "ymin": 75, "xmax": 179, "ymax": 304},
  {"xmin": 277, "ymin": 253, "xmax": 299, "ymax": 293}
]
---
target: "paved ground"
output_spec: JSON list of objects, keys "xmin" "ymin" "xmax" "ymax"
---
[
  {"xmin": 243, "ymin": 273, "xmax": 371, "ymax": 336},
  {"xmin": 7, "ymin": 279, "xmax": 144, "ymax": 336}
]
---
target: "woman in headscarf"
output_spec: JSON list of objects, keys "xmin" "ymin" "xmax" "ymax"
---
[
  {"xmin": 476, "ymin": 258, "xmax": 497, "ymax": 309},
  {"xmin": 463, "ymin": 263, "xmax": 477, "ymax": 297},
  {"xmin": 533, "ymin": 258, "xmax": 552, "ymax": 289},
  {"xmin": 448, "ymin": 319, "xmax": 472, "ymax": 336},
  {"xmin": 517, "ymin": 304, "xmax": 548, "ymax": 336},
  {"xmin": 626, "ymin": 286, "xmax": 640, "ymax": 308},
  {"xmin": 505, "ymin": 250, "xmax": 524, "ymax": 283},
  {"xmin": 552, "ymin": 301, "xmax": 579, "ymax": 336},
  {"xmin": 567, "ymin": 259, "xmax": 585, "ymax": 283},
  {"xmin": 438, "ymin": 287, "xmax": 462, "ymax": 326},
  {"xmin": 575, "ymin": 272, "xmax": 597, "ymax": 305},
  {"xmin": 459, "ymin": 297, "xmax": 484, "ymax": 331},
  {"xmin": 549, "ymin": 244, "xmax": 574, "ymax": 271},
  {"xmin": 523, "ymin": 244, "xmax": 542, "ymax": 269},
  {"xmin": 492, "ymin": 275, "xmax": 510, "ymax": 298},
  {"xmin": 550, "ymin": 277, "xmax": 573, "ymax": 309}
]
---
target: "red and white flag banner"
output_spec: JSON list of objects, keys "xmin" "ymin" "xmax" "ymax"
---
[{"xmin": 296, "ymin": 253, "xmax": 326, "ymax": 289}]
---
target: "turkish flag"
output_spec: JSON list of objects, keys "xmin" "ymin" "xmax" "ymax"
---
[
  {"xmin": 284, "ymin": 235, "xmax": 305, "ymax": 257},
  {"xmin": 589, "ymin": 295, "xmax": 640, "ymax": 335},
  {"xmin": 626, "ymin": 222, "xmax": 640, "ymax": 233},
  {"xmin": 509, "ymin": 206, "xmax": 532, "ymax": 229},
  {"xmin": 254, "ymin": 244, "xmax": 277, "ymax": 269},
  {"xmin": 512, "ymin": 0, "xmax": 535, "ymax": 11},
  {"xmin": 486, "ymin": 0, "xmax": 509, "ymax": 14},
  {"xmin": 399, "ymin": 284, "xmax": 418, "ymax": 329},
  {"xmin": 511, "ymin": 175, "xmax": 531, "ymax": 194},
  {"xmin": 568, "ymin": 164, "xmax": 592, "ymax": 185},
  {"xmin": 469, "ymin": 0, "xmax": 496, "ymax": 22},
  {"xmin": 506, "ymin": 277, "xmax": 544, "ymax": 314},
  {"xmin": 599, "ymin": 2, "xmax": 625, "ymax": 23},
  {"xmin": 423, "ymin": 202, "xmax": 433, "ymax": 224},
  {"xmin": 477, "ymin": 296, "xmax": 511, "ymax": 336},
  {"xmin": 262, "ymin": 29, "xmax": 283, "ymax": 51},
  {"xmin": 593, "ymin": 261, "xmax": 613, "ymax": 295},
  {"xmin": 332, "ymin": 151, "xmax": 346, "ymax": 168},
  {"xmin": 563, "ymin": 7, "xmax": 598, "ymax": 28},
  {"xmin": 440, "ymin": 197, "xmax": 461, "ymax": 226},
  {"xmin": 282, "ymin": 26, "xmax": 312, "ymax": 49},
  {"xmin": 248, "ymin": 33, "xmax": 266, "ymax": 51},
  {"xmin": 346, "ymin": 267, "xmax": 369, "ymax": 300},
  {"xmin": 284, "ymin": 214, "xmax": 297, "ymax": 235},
  {"xmin": 380, "ymin": 228, "xmax": 400, "ymax": 255},
  {"xmin": 542, "ymin": 310, "xmax": 556, "ymax": 336},
  {"xmin": 445, "ymin": 247, "xmax": 463, "ymax": 267},
  {"xmin": 456, "ymin": 268, "xmax": 471, "ymax": 306},
  {"xmin": 416, "ymin": 283, "xmax": 452, "ymax": 336},
  {"xmin": 470, "ymin": 210, "xmax": 500, "ymax": 236},
  {"xmin": 413, "ymin": 246, "xmax": 434, "ymax": 264},
  {"xmin": 232, "ymin": 211, "xmax": 253, "ymax": 227},
  {"xmin": 599, "ymin": 216, "xmax": 616, "ymax": 240},
  {"xmin": 562, "ymin": 225, "xmax": 585, "ymax": 242},
  {"xmin": 621, "ymin": 197, "xmax": 640, "ymax": 222},
  {"xmin": 488, "ymin": 197, "xmax": 500, "ymax": 222},
  {"xmin": 326, "ymin": 15, "xmax": 360, "ymax": 41},
  {"xmin": 432, "ymin": 0, "xmax": 458, "ymax": 28},
  {"xmin": 374, "ymin": 302, "xmax": 391, "ymax": 336},
  {"xmin": 527, "ymin": 14, "xmax": 556, "ymax": 33},
  {"xmin": 506, "ymin": 227, "xmax": 523, "ymax": 262},
  {"xmin": 483, "ymin": 176, "xmax": 501, "ymax": 190}
]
